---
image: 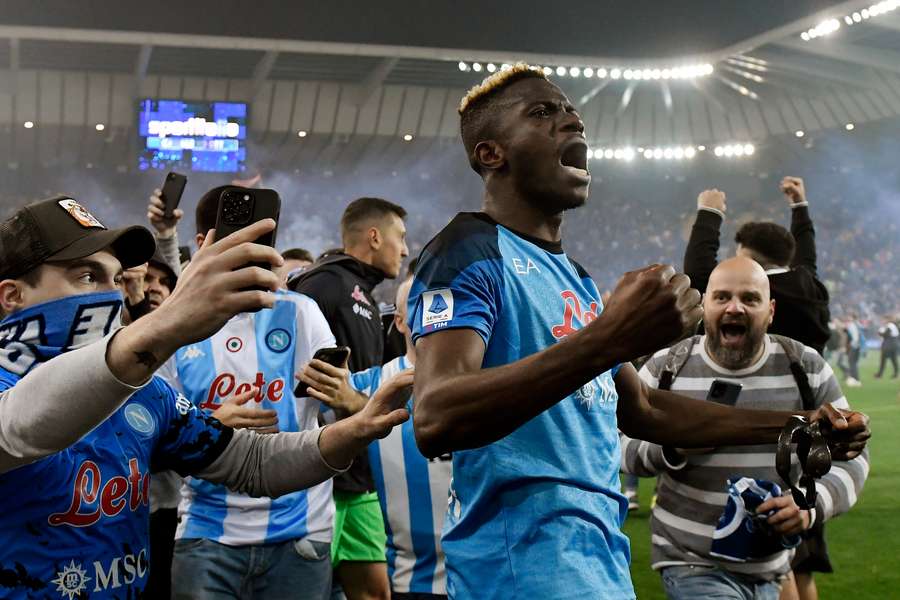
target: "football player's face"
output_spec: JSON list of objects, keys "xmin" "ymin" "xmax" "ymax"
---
[{"xmin": 494, "ymin": 78, "xmax": 591, "ymax": 213}]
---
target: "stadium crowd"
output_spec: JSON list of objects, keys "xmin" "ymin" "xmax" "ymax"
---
[{"xmin": 0, "ymin": 63, "xmax": 885, "ymax": 600}]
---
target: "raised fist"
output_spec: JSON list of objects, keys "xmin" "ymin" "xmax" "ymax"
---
[
  {"xmin": 594, "ymin": 264, "xmax": 702, "ymax": 363},
  {"xmin": 697, "ymin": 189, "xmax": 727, "ymax": 214},
  {"xmin": 780, "ymin": 177, "xmax": 806, "ymax": 205}
]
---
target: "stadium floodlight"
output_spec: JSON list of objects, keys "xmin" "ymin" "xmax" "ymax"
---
[
  {"xmin": 95, "ymin": 123, "xmax": 106, "ymax": 131},
  {"xmin": 734, "ymin": 144, "xmax": 746, "ymax": 157},
  {"xmin": 458, "ymin": 61, "xmax": 468, "ymax": 71},
  {"xmin": 297, "ymin": 130, "xmax": 308, "ymax": 138},
  {"xmin": 673, "ymin": 147, "xmax": 685, "ymax": 160},
  {"xmin": 23, "ymin": 121, "xmax": 34, "ymax": 129},
  {"xmin": 502, "ymin": 63, "xmax": 512, "ymax": 71},
  {"xmin": 403, "ymin": 134, "xmax": 413, "ymax": 141},
  {"xmin": 643, "ymin": 149, "xmax": 654, "ymax": 159},
  {"xmin": 714, "ymin": 146, "xmax": 725, "ymax": 156},
  {"xmin": 597, "ymin": 67, "xmax": 608, "ymax": 78},
  {"xmin": 586, "ymin": 149, "xmax": 595, "ymax": 159},
  {"xmin": 556, "ymin": 66, "xmax": 567, "ymax": 76},
  {"xmin": 685, "ymin": 146, "xmax": 697, "ymax": 158},
  {"xmin": 698, "ymin": 145, "xmax": 706, "ymax": 151},
  {"xmin": 472, "ymin": 62, "xmax": 483, "ymax": 72},
  {"xmin": 604, "ymin": 149, "xmax": 615, "ymax": 159},
  {"xmin": 846, "ymin": 123, "xmax": 855, "ymax": 131},
  {"xmin": 663, "ymin": 147, "xmax": 674, "ymax": 159},
  {"xmin": 583, "ymin": 67, "xmax": 594, "ymax": 77},
  {"xmin": 652, "ymin": 148, "xmax": 663, "ymax": 159},
  {"xmin": 487, "ymin": 63, "xmax": 497, "ymax": 73},
  {"xmin": 623, "ymin": 148, "xmax": 636, "ymax": 161},
  {"xmin": 801, "ymin": 31, "xmax": 811, "ymax": 41},
  {"xmin": 744, "ymin": 144, "xmax": 755, "ymax": 155},
  {"xmin": 613, "ymin": 149, "xmax": 624, "ymax": 159},
  {"xmin": 569, "ymin": 66, "xmax": 581, "ymax": 77},
  {"xmin": 610, "ymin": 68, "xmax": 622, "ymax": 79},
  {"xmin": 651, "ymin": 69, "xmax": 661, "ymax": 80},
  {"xmin": 795, "ymin": 130, "xmax": 805, "ymax": 138},
  {"xmin": 844, "ymin": 15, "xmax": 854, "ymax": 24},
  {"xmin": 862, "ymin": 8, "xmax": 870, "ymax": 18},
  {"xmin": 723, "ymin": 146, "xmax": 735, "ymax": 157},
  {"xmin": 543, "ymin": 66, "xmax": 553, "ymax": 76},
  {"xmin": 661, "ymin": 68, "xmax": 671, "ymax": 79},
  {"xmin": 623, "ymin": 69, "xmax": 634, "ymax": 80}
]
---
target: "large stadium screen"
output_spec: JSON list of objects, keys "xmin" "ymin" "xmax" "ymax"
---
[{"xmin": 137, "ymin": 99, "xmax": 248, "ymax": 173}]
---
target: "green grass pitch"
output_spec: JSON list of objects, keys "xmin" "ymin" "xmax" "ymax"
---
[{"xmin": 622, "ymin": 353, "xmax": 899, "ymax": 598}]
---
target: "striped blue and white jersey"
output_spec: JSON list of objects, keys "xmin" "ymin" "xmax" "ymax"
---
[
  {"xmin": 350, "ymin": 356, "xmax": 452, "ymax": 595},
  {"xmin": 171, "ymin": 290, "xmax": 337, "ymax": 545}
]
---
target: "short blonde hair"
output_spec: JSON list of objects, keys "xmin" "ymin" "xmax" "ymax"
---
[
  {"xmin": 458, "ymin": 63, "xmax": 549, "ymax": 174},
  {"xmin": 458, "ymin": 63, "xmax": 547, "ymax": 114}
]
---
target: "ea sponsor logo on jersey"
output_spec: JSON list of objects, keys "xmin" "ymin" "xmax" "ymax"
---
[
  {"xmin": 123, "ymin": 404, "xmax": 156, "ymax": 436},
  {"xmin": 422, "ymin": 289, "xmax": 453, "ymax": 328},
  {"xmin": 226, "ymin": 337, "xmax": 243, "ymax": 352},
  {"xmin": 265, "ymin": 328, "xmax": 292, "ymax": 353}
]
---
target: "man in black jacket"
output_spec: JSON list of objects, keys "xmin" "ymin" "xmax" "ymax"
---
[
  {"xmin": 684, "ymin": 177, "xmax": 830, "ymax": 354},
  {"xmin": 683, "ymin": 177, "xmax": 831, "ymax": 600},
  {"xmin": 290, "ymin": 197, "xmax": 408, "ymax": 600}
]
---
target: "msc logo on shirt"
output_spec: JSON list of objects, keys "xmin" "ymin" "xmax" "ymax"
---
[
  {"xmin": 52, "ymin": 549, "xmax": 148, "ymax": 598},
  {"xmin": 422, "ymin": 289, "xmax": 453, "ymax": 328}
]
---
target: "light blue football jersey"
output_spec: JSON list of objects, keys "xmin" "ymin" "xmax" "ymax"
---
[
  {"xmin": 408, "ymin": 213, "xmax": 632, "ymax": 600},
  {"xmin": 350, "ymin": 356, "xmax": 452, "ymax": 595}
]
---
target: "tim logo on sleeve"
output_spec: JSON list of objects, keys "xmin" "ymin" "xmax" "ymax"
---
[{"xmin": 422, "ymin": 289, "xmax": 454, "ymax": 329}]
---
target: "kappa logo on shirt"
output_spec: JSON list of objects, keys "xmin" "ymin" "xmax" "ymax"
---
[
  {"xmin": 422, "ymin": 289, "xmax": 453, "ymax": 328},
  {"xmin": 181, "ymin": 345, "xmax": 205, "ymax": 360}
]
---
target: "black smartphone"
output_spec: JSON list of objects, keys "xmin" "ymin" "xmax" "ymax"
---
[
  {"xmin": 213, "ymin": 187, "xmax": 281, "ymax": 293},
  {"xmin": 160, "ymin": 172, "xmax": 187, "ymax": 219},
  {"xmin": 707, "ymin": 379, "xmax": 742, "ymax": 406},
  {"xmin": 294, "ymin": 346, "xmax": 351, "ymax": 397}
]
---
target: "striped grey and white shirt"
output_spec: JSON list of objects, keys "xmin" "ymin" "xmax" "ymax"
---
[{"xmin": 621, "ymin": 334, "xmax": 869, "ymax": 581}]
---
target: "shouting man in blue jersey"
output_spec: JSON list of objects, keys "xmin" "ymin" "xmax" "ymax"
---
[
  {"xmin": 406, "ymin": 65, "xmax": 871, "ymax": 600},
  {"xmin": 0, "ymin": 196, "xmax": 411, "ymax": 600}
]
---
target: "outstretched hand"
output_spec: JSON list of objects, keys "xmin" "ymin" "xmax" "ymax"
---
[
  {"xmin": 212, "ymin": 386, "xmax": 279, "ymax": 433},
  {"xmin": 354, "ymin": 369, "xmax": 414, "ymax": 440}
]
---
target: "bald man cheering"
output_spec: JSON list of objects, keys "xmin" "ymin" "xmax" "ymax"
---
[{"xmin": 621, "ymin": 257, "xmax": 869, "ymax": 600}]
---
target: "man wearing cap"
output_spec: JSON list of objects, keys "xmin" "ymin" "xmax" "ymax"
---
[{"xmin": 0, "ymin": 196, "xmax": 411, "ymax": 599}]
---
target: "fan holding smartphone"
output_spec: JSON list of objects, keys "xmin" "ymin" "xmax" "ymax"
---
[{"xmin": 163, "ymin": 184, "xmax": 389, "ymax": 600}]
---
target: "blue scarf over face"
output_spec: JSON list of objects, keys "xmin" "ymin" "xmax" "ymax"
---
[{"xmin": 0, "ymin": 290, "xmax": 123, "ymax": 379}]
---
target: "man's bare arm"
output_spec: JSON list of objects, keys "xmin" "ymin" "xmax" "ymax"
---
[
  {"xmin": 614, "ymin": 364, "xmax": 869, "ymax": 457},
  {"xmin": 413, "ymin": 264, "xmax": 703, "ymax": 458}
]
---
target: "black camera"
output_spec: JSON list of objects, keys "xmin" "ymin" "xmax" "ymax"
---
[{"xmin": 220, "ymin": 191, "xmax": 255, "ymax": 226}]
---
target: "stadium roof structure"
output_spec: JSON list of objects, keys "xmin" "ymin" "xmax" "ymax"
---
[{"xmin": 1, "ymin": 0, "xmax": 899, "ymax": 172}]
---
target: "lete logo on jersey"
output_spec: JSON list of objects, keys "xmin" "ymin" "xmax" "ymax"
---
[
  {"xmin": 422, "ymin": 289, "xmax": 453, "ymax": 329},
  {"xmin": 551, "ymin": 290, "xmax": 599, "ymax": 339}
]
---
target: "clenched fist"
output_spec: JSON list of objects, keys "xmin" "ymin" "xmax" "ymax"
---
[
  {"xmin": 780, "ymin": 177, "xmax": 806, "ymax": 205},
  {"xmin": 594, "ymin": 264, "xmax": 703, "ymax": 362},
  {"xmin": 697, "ymin": 189, "xmax": 727, "ymax": 214}
]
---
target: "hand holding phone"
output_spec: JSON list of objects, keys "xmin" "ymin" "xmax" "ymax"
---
[
  {"xmin": 160, "ymin": 172, "xmax": 187, "ymax": 219},
  {"xmin": 294, "ymin": 346, "xmax": 352, "ymax": 398},
  {"xmin": 213, "ymin": 186, "xmax": 281, "ymax": 293}
]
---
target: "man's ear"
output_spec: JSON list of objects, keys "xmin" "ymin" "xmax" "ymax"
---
[
  {"xmin": 0, "ymin": 279, "xmax": 26, "ymax": 315},
  {"xmin": 195, "ymin": 233, "xmax": 206, "ymax": 248},
  {"xmin": 474, "ymin": 140, "xmax": 505, "ymax": 172},
  {"xmin": 768, "ymin": 299, "xmax": 776, "ymax": 326},
  {"xmin": 368, "ymin": 226, "xmax": 382, "ymax": 250}
]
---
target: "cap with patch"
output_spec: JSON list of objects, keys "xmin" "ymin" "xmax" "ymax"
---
[{"xmin": 0, "ymin": 195, "xmax": 156, "ymax": 280}]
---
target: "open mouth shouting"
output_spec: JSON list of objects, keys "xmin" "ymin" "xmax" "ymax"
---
[
  {"xmin": 719, "ymin": 320, "xmax": 748, "ymax": 347},
  {"xmin": 559, "ymin": 139, "xmax": 591, "ymax": 183}
]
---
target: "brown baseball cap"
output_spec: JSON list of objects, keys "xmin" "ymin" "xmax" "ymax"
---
[{"xmin": 0, "ymin": 195, "xmax": 156, "ymax": 280}]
